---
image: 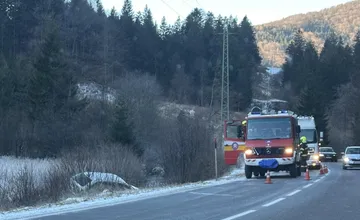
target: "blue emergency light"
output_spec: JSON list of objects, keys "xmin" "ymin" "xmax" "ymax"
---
[{"xmin": 250, "ymin": 111, "xmax": 261, "ymax": 115}]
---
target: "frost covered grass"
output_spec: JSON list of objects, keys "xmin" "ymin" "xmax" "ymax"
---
[
  {"xmin": 0, "ymin": 144, "xmax": 146, "ymax": 211},
  {"xmin": 0, "ymin": 151, "xmax": 239, "ymax": 213},
  {"xmin": 0, "ymin": 165, "xmax": 245, "ymax": 220},
  {"xmin": 0, "ymin": 156, "xmax": 58, "ymax": 188}
]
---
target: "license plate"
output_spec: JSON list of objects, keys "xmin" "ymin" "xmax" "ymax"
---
[{"xmin": 326, "ymin": 156, "xmax": 331, "ymax": 158}]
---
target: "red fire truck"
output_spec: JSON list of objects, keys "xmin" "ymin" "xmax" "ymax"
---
[{"xmin": 243, "ymin": 109, "xmax": 302, "ymax": 178}]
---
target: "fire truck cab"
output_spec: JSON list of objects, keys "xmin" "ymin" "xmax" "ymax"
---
[
  {"xmin": 223, "ymin": 120, "xmax": 246, "ymax": 165},
  {"xmin": 243, "ymin": 109, "xmax": 302, "ymax": 179}
]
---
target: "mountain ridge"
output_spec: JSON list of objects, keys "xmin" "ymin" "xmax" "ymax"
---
[{"xmin": 255, "ymin": 0, "xmax": 360, "ymax": 66}]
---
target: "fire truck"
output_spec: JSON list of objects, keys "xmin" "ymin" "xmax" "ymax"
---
[
  {"xmin": 223, "ymin": 120, "xmax": 246, "ymax": 165},
  {"xmin": 243, "ymin": 108, "xmax": 302, "ymax": 178}
]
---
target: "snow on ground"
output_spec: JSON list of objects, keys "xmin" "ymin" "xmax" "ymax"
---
[
  {"xmin": 267, "ymin": 67, "xmax": 282, "ymax": 75},
  {"xmin": 0, "ymin": 156, "xmax": 58, "ymax": 188},
  {"xmin": 77, "ymin": 83, "xmax": 116, "ymax": 103},
  {"xmin": 1, "ymin": 168, "xmax": 246, "ymax": 220},
  {"xmin": 157, "ymin": 101, "xmax": 206, "ymax": 119}
]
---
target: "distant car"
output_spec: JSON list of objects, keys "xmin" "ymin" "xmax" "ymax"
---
[
  {"xmin": 319, "ymin": 147, "xmax": 337, "ymax": 162},
  {"xmin": 306, "ymin": 154, "xmax": 321, "ymax": 170},
  {"xmin": 342, "ymin": 146, "xmax": 360, "ymax": 170}
]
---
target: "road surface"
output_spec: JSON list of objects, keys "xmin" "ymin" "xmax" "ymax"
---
[{"xmin": 22, "ymin": 162, "xmax": 358, "ymax": 220}]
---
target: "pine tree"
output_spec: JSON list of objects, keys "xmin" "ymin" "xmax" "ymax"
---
[
  {"xmin": 234, "ymin": 16, "xmax": 261, "ymax": 110},
  {"xmin": 110, "ymin": 99, "xmax": 143, "ymax": 157}
]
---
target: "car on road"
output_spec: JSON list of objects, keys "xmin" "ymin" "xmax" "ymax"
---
[
  {"xmin": 342, "ymin": 146, "xmax": 360, "ymax": 169},
  {"xmin": 306, "ymin": 153, "xmax": 321, "ymax": 170},
  {"xmin": 319, "ymin": 147, "xmax": 337, "ymax": 162}
]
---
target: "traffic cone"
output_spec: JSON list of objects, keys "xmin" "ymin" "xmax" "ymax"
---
[
  {"xmin": 304, "ymin": 168, "xmax": 311, "ymax": 180},
  {"xmin": 265, "ymin": 170, "xmax": 272, "ymax": 184},
  {"xmin": 319, "ymin": 165, "xmax": 325, "ymax": 175},
  {"xmin": 324, "ymin": 165, "xmax": 328, "ymax": 174}
]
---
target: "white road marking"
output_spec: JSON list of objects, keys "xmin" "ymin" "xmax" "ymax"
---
[
  {"xmin": 189, "ymin": 192, "xmax": 232, "ymax": 197},
  {"xmin": 314, "ymin": 179, "xmax": 320, "ymax": 182},
  {"xmin": 262, "ymin": 198, "xmax": 285, "ymax": 207},
  {"xmin": 286, "ymin": 189, "xmax": 301, "ymax": 196},
  {"xmin": 221, "ymin": 210, "xmax": 257, "ymax": 220},
  {"xmin": 303, "ymin": 183, "xmax": 313, "ymax": 188}
]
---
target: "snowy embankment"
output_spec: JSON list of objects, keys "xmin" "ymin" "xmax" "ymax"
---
[
  {"xmin": 1, "ymin": 166, "xmax": 245, "ymax": 220},
  {"xmin": 0, "ymin": 82, "xmax": 246, "ymax": 217}
]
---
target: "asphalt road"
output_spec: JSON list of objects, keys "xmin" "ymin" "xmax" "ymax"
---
[
  {"xmin": 28, "ymin": 165, "xmax": 341, "ymax": 220},
  {"xmin": 247, "ymin": 162, "xmax": 360, "ymax": 220}
]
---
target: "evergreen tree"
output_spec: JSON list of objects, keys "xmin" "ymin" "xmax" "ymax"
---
[
  {"xmin": 28, "ymin": 28, "xmax": 77, "ymax": 120},
  {"xmin": 110, "ymin": 99, "xmax": 143, "ymax": 157},
  {"xmin": 234, "ymin": 16, "xmax": 262, "ymax": 110}
]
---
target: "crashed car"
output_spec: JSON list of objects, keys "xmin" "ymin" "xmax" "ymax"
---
[{"xmin": 70, "ymin": 172, "xmax": 138, "ymax": 192}]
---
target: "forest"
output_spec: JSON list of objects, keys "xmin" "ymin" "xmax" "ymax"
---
[
  {"xmin": 277, "ymin": 29, "xmax": 360, "ymax": 151},
  {"xmin": 0, "ymin": 0, "xmax": 263, "ymax": 209},
  {"xmin": 1, "ymin": 0, "xmax": 360, "ymax": 211},
  {"xmin": 0, "ymin": 0, "xmax": 261, "ymax": 157}
]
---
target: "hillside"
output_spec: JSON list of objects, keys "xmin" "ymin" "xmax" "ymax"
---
[{"xmin": 255, "ymin": 0, "xmax": 360, "ymax": 66}]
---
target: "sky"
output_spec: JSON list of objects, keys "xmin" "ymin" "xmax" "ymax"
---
[{"xmin": 101, "ymin": 0, "xmax": 353, "ymax": 25}]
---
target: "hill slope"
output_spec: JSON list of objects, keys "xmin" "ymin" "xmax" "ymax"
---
[{"xmin": 255, "ymin": 0, "xmax": 360, "ymax": 66}]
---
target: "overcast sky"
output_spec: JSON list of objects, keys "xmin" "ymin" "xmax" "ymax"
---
[{"xmin": 101, "ymin": 0, "xmax": 353, "ymax": 25}]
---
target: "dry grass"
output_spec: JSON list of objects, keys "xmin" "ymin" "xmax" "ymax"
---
[{"xmin": 0, "ymin": 144, "xmax": 145, "ymax": 211}]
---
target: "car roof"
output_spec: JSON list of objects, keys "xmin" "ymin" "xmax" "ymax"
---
[{"xmin": 346, "ymin": 146, "xmax": 360, "ymax": 148}]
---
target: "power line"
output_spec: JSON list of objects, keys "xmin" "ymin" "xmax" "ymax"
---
[
  {"xmin": 160, "ymin": 0, "xmax": 182, "ymax": 17},
  {"xmin": 194, "ymin": 0, "xmax": 203, "ymax": 8}
]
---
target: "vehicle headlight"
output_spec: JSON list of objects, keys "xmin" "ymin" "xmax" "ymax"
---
[
  {"xmin": 344, "ymin": 157, "xmax": 349, "ymax": 162},
  {"xmin": 285, "ymin": 148, "xmax": 293, "ymax": 154},
  {"xmin": 245, "ymin": 149, "xmax": 253, "ymax": 155},
  {"xmin": 313, "ymin": 155, "xmax": 319, "ymax": 160},
  {"xmin": 319, "ymin": 154, "xmax": 324, "ymax": 157}
]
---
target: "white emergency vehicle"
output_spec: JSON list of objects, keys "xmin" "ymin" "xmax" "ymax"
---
[{"xmin": 297, "ymin": 116, "xmax": 321, "ymax": 169}]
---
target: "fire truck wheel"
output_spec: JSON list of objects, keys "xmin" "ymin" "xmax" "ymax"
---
[
  {"xmin": 296, "ymin": 165, "xmax": 301, "ymax": 176},
  {"xmin": 289, "ymin": 163, "xmax": 297, "ymax": 178},
  {"xmin": 259, "ymin": 170, "xmax": 266, "ymax": 177},
  {"xmin": 245, "ymin": 165, "xmax": 252, "ymax": 179}
]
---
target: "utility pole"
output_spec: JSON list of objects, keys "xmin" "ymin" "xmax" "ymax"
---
[{"xmin": 220, "ymin": 25, "xmax": 230, "ymax": 122}]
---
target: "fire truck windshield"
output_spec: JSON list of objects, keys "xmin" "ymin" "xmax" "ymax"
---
[{"xmin": 246, "ymin": 117, "xmax": 292, "ymax": 140}]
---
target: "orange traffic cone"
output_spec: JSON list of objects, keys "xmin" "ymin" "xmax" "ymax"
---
[
  {"xmin": 304, "ymin": 168, "xmax": 311, "ymax": 180},
  {"xmin": 265, "ymin": 170, "xmax": 272, "ymax": 184},
  {"xmin": 319, "ymin": 165, "xmax": 325, "ymax": 175}
]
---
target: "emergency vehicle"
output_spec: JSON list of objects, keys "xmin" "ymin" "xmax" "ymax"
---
[
  {"xmin": 243, "ymin": 109, "xmax": 302, "ymax": 178},
  {"xmin": 223, "ymin": 120, "xmax": 246, "ymax": 165},
  {"xmin": 297, "ymin": 116, "xmax": 322, "ymax": 169}
]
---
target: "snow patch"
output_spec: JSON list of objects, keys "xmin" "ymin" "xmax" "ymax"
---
[{"xmin": 77, "ymin": 83, "xmax": 116, "ymax": 103}]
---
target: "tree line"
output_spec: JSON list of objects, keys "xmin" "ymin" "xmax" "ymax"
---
[
  {"xmin": 0, "ymin": 0, "xmax": 262, "ymax": 175},
  {"xmin": 278, "ymin": 29, "xmax": 360, "ymax": 150}
]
